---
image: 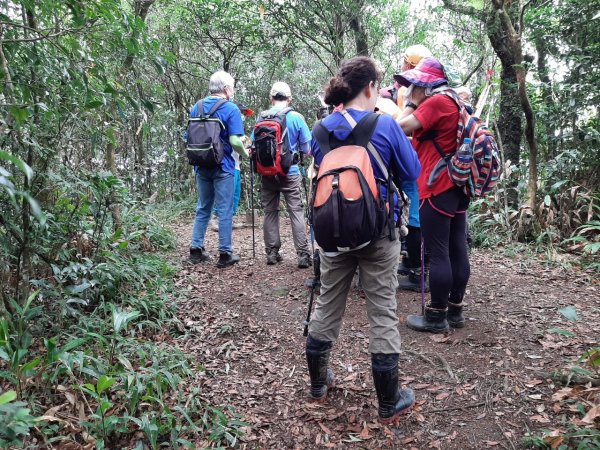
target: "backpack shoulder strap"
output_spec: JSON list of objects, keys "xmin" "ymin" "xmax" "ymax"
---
[
  {"xmin": 417, "ymin": 129, "xmax": 449, "ymax": 161},
  {"xmin": 349, "ymin": 112, "xmax": 379, "ymax": 148},
  {"xmin": 312, "ymin": 121, "xmax": 331, "ymax": 155},
  {"xmin": 340, "ymin": 111, "xmax": 387, "ymax": 180},
  {"xmin": 206, "ymin": 98, "xmax": 228, "ymax": 117},
  {"xmin": 276, "ymin": 106, "xmax": 294, "ymax": 117},
  {"xmin": 195, "ymin": 100, "xmax": 205, "ymax": 118}
]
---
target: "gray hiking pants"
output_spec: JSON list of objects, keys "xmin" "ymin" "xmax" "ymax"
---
[
  {"xmin": 308, "ymin": 235, "xmax": 401, "ymax": 354},
  {"xmin": 261, "ymin": 174, "xmax": 309, "ymax": 256}
]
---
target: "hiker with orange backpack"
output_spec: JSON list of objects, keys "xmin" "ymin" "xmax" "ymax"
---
[
  {"xmin": 397, "ymin": 57, "xmax": 472, "ymax": 332},
  {"xmin": 251, "ymin": 82, "xmax": 312, "ymax": 268},
  {"xmin": 305, "ymin": 56, "xmax": 421, "ymax": 424}
]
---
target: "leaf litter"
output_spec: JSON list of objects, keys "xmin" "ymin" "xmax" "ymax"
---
[{"xmin": 167, "ymin": 217, "xmax": 600, "ymax": 449}]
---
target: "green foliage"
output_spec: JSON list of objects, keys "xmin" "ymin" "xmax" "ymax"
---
[
  {"xmin": 0, "ymin": 390, "xmax": 38, "ymax": 448},
  {"xmin": 524, "ymin": 425, "xmax": 600, "ymax": 449},
  {"xmin": 200, "ymin": 406, "xmax": 250, "ymax": 448},
  {"xmin": 0, "ymin": 156, "xmax": 243, "ymax": 448}
]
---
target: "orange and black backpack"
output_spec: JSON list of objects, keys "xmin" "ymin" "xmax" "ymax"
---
[{"xmin": 311, "ymin": 111, "xmax": 396, "ymax": 253}]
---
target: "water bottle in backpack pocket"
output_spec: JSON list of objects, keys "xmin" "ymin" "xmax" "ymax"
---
[
  {"xmin": 447, "ymin": 137, "xmax": 473, "ymax": 186},
  {"xmin": 186, "ymin": 99, "xmax": 227, "ymax": 167}
]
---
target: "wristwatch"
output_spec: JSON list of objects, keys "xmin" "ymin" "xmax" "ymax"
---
[{"xmin": 405, "ymin": 102, "xmax": 418, "ymax": 109}]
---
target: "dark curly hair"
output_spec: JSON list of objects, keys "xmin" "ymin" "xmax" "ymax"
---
[{"xmin": 324, "ymin": 56, "xmax": 382, "ymax": 106}]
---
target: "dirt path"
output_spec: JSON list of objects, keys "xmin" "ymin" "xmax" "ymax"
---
[{"xmin": 169, "ymin": 218, "xmax": 600, "ymax": 449}]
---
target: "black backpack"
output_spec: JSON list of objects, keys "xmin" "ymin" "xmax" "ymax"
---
[{"xmin": 186, "ymin": 99, "xmax": 227, "ymax": 167}]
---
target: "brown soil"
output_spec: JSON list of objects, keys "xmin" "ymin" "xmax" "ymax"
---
[{"xmin": 170, "ymin": 218, "xmax": 600, "ymax": 450}]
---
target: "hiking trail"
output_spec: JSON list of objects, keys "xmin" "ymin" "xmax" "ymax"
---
[{"xmin": 167, "ymin": 218, "xmax": 600, "ymax": 449}]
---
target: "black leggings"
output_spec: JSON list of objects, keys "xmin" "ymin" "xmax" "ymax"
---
[
  {"xmin": 420, "ymin": 187, "xmax": 470, "ymax": 309},
  {"xmin": 405, "ymin": 225, "xmax": 422, "ymax": 269}
]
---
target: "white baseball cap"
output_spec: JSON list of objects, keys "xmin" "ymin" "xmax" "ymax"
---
[{"xmin": 270, "ymin": 81, "xmax": 292, "ymax": 98}]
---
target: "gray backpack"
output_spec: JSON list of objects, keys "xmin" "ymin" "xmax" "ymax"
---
[{"xmin": 186, "ymin": 99, "xmax": 227, "ymax": 167}]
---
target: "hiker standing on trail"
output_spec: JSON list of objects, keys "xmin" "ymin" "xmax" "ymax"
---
[
  {"xmin": 188, "ymin": 70, "xmax": 248, "ymax": 268},
  {"xmin": 397, "ymin": 57, "xmax": 470, "ymax": 332},
  {"xmin": 209, "ymin": 104, "xmax": 254, "ymax": 231},
  {"xmin": 251, "ymin": 82, "xmax": 313, "ymax": 268},
  {"xmin": 305, "ymin": 56, "xmax": 421, "ymax": 424},
  {"xmin": 381, "ymin": 44, "xmax": 433, "ymax": 292}
]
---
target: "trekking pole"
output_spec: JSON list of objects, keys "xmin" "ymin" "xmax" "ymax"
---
[
  {"xmin": 420, "ymin": 236, "xmax": 426, "ymax": 316},
  {"xmin": 243, "ymin": 162, "xmax": 251, "ymax": 211},
  {"xmin": 250, "ymin": 155, "xmax": 256, "ymax": 259},
  {"xmin": 303, "ymin": 166, "xmax": 319, "ymax": 336}
]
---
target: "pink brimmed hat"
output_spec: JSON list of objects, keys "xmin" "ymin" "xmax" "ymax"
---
[{"xmin": 394, "ymin": 57, "xmax": 448, "ymax": 89}]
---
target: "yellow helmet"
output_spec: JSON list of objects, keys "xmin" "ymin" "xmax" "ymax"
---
[{"xmin": 403, "ymin": 44, "xmax": 433, "ymax": 68}]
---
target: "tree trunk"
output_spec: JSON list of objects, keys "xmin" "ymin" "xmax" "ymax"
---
[
  {"xmin": 349, "ymin": 16, "xmax": 368, "ymax": 56},
  {"xmin": 535, "ymin": 37, "xmax": 556, "ymax": 159},
  {"xmin": 485, "ymin": 9, "xmax": 522, "ymax": 167},
  {"xmin": 333, "ymin": 13, "xmax": 344, "ymax": 66},
  {"xmin": 105, "ymin": 136, "xmax": 122, "ymax": 230},
  {"xmin": 517, "ymin": 68, "xmax": 539, "ymax": 210},
  {"xmin": 441, "ymin": 0, "xmax": 540, "ymax": 214},
  {"xmin": 496, "ymin": 63, "xmax": 522, "ymax": 166}
]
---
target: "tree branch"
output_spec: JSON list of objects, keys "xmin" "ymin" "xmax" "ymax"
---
[
  {"xmin": 0, "ymin": 25, "xmax": 16, "ymax": 102},
  {"xmin": 519, "ymin": 0, "xmax": 534, "ymax": 38},
  {"xmin": 0, "ymin": 210, "xmax": 53, "ymax": 267},
  {"xmin": 0, "ymin": 20, "xmax": 89, "ymax": 43},
  {"xmin": 462, "ymin": 55, "xmax": 485, "ymax": 85},
  {"xmin": 441, "ymin": 0, "xmax": 486, "ymax": 21}
]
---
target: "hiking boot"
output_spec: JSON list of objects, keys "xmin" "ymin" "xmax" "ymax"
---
[
  {"xmin": 266, "ymin": 249, "xmax": 282, "ymax": 265},
  {"xmin": 189, "ymin": 247, "xmax": 210, "ymax": 264},
  {"xmin": 216, "ymin": 252, "xmax": 240, "ymax": 268},
  {"xmin": 209, "ymin": 218, "xmax": 219, "ymax": 232},
  {"xmin": 297, "ymin": 253, "xmax": 312, "ymax": 269},
  {"xmin": 406, "ymin": 306, "xmax": 449, "ymax": 333},
  {"xmin": 447, "ymin": 302, "xmax": 465, "ymax": 328},
  {"xmin": 398, "ymin": 268, "xmax": 429, "ymax": 292},
  {"xmin": 371, "ymin": 354, "xmax": 415, "ymax": 424},
  {"xmin": 306, "ymin": 335, "xmax": 335, "ymax": 402},
  {"xmin": 397, "ymin": 257, "xmax": 412, "ymax": 276}
]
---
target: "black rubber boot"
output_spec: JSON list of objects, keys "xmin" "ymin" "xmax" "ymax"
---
[
  {"xmin": 406, "ymin": 306, "xmax": 449, "ymax": 333},
  {"xmin": 371, "ymin": 354, "xmax": 415, "ymax": 424},
  {"xmin": 189, "ymin": 247, "xmax": 210, "ymax": 264},
  {"xmin": 398, "ymin": 268, "xmax": 429, "ymax": 292},
  {"xmin": 447, "ymin": 302, "xmax": 465, "ymax": 328},
  {"xmin": 306, "ymin": 335, "xmax": 335, "ymax": 402},
  {"xmin": 216, "ymin": 252, "xmax": 240, "ymax": 268}
]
